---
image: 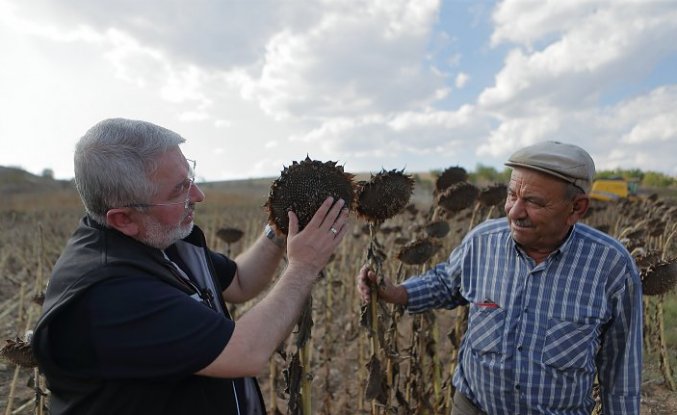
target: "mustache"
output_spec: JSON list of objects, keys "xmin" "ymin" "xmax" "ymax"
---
[
  {"xmin": 512, "ymin": 219, "xmax": 533, "ymax": 228},
  {"xmin": 183, "ymin": 204, "xmax": 196, "ymax": 220}
]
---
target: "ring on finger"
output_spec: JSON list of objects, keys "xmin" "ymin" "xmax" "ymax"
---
[{"xmin": 330, "ymin": 227, "xmax": 338, "ymax": 235}]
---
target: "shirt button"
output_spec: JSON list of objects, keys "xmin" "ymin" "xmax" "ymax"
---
[
  {"xmin": 517, "ymin": 345, "xmax": 523, "ymax": 351},
  {"xmin": 515, "ymin": 384, "xmax": 520, "ymax": 390}
]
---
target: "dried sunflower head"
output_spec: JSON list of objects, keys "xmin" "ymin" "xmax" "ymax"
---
[
  {"xmin": 265, "ymin": 156, "xmax": 355, "ymax": 235},
  {"xmin": 641, "ymin": 258, "xmax": 677, "ymax": 296},
  {"xmin": 1, "ymin": 338, "xmax": 38, "ymax": 368},
  {"xmin": 437, "ymin": 182, "xmax": 479, "ymax": 213},
  {"xmin": 216, "ymin": 227, "xmax": 244, "ymax": 244},
  {"xmin": 478, "ymin": 183, "xmax": 507, "ymax": 207},
  {"xmin": 634, "ymin": 249, "xmax": 662, "ymax": 271},
  {"xmin": 397, "ymin": 238, "xmax": 441, "ymax": 265},
  {"xmin": 424, "ymin": 220, "xmax": 450, "ymax": 239},
  {"xmin": 435, "ymin": 166, "xmax": 468, "ymax": 194},
  {"xmin": 356, "ymin": 169, "xmax": 414, "ymax": 223}
]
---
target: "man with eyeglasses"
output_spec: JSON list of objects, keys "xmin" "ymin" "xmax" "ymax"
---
[
  {"xmin": 32, "ymin": 118, "xmax": 350, "ymax": 415},
  {"xmin": 358, "ymin": 141, "xmax": 642, "ymax": 414}
]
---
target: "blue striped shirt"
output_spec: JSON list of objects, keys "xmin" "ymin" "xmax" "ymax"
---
[{"xmin": 402, "ymin": 218, "xmax": 642, "ymax": 414}]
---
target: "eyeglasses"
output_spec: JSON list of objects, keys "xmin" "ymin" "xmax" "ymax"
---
[{"xmin": 124, "ymin": 159, "xmax": 196, "ymax": 210}]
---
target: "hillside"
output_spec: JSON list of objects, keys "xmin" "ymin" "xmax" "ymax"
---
[
  {"xmin": 2, "ymin": 167, "xmax": 437, "ymax": 207},
  {"xmin": 3, "ymin": 165, "xmax": 672, "ymax": 205},
  {"xmin": 0, "ymin": 166, "xmax": 74, "ymax": 194}
]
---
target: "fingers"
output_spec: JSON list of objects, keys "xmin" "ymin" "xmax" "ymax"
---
[
  {"xmin": 329, "ymin": 205, "xmax": 350, "ymax": 240},
  {"xmin": 304, "ymin": 197, "xmax": 337, "ymax": 230},
  {"xmin": 287, "ymin": 211, "xmax": 300, "ymax": 238},
  {"xmin": 285, "ymin": 197, "xmax": 351, "ymax": 277},
  {"xmin": 320, "ymin": 198, "xmax": 346, "ymax": 232},
  {"xmin": 357, "ymin": 264, "xmax": 377, "ymax": 303}
]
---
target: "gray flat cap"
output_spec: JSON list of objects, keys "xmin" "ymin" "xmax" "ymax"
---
[{"xmin": 505, "ymin": 141, "xmax": 595, "ymax": 193}]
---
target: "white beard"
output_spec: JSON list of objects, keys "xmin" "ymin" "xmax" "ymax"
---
[{"xmin": 140, "ymin": 213, "xmax": 194, "ymax": 250}]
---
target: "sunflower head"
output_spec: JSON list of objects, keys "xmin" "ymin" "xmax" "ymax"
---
[
  {"xmin": 397, "ymin": 238, "xmax": 441, "ymax": 265},
  {"xmin": 265, "ymin": 156, "xmax": 355, "ymax": 235},
  {"xmin": 641, "ymin": 258, "xmax": 677, "ymax": 296},
  {"xmin": 216, "ymin": 227, "xmax": 245, "ymax": 244},
  {"xmin": 437, "ymin": 181, "xmax": 479, "ymax": 213},
  {"xmin": 435, "ymin": 166, "xmax": 468, "ymax": 195},
  {"xmin": 356, "ymin": 169, "xmax": 415, "ymax": 223}
]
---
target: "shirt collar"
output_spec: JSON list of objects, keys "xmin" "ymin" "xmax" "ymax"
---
[{"xmin": 511, "ymin": 224, "xmax": 578, "ymax": 262}]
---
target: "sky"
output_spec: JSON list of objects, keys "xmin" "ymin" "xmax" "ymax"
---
[{"xmin": 1, "ymin": 0, "xmax": 676, "ymax": 182}]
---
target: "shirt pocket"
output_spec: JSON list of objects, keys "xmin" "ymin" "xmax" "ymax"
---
[
  {"xmin": 466, "ymin": 304, "xmax": 506, "ymax": 355},
  {"xmin": 541, "ymin": 318, "xmax": 596, "ymax": 371}
]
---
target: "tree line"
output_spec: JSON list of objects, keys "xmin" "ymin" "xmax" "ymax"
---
[{"xmin": 429, "ymin": 164, "xmax": 676, "ymax": 189}]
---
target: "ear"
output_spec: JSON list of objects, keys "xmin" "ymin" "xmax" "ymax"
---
[
  {"xmin": 567, "ymin": 195, "xmax": 590, "ymax": 225},
  {"xmin": 106, "ymin": 208, "xmax": 141, "ymax": 237}
]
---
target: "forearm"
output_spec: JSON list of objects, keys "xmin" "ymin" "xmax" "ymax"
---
[
  {"xmin": 202, "ymin": 197, "xmax": 348, "ymax": 378},
  {"xmin": 197, "ymin": 262, "xmax": 316, "ymax": 377},
  {"xmin": 382, "ymin": 283, "xmax": 408, "ymax": 305},
  {"xmin": 401, "ymin": 262, "xmax": 463, "ymax": 313},
  {"xmin": 227, "ymin": 233, "xmax": 285, "ymax": 302}
]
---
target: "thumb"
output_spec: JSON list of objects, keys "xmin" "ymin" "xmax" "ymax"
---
[{"xmin": 287, "ymin": 211, "xmax": 299, "ymax": 238}]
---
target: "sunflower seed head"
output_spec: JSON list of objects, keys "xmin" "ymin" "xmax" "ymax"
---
[
  {"xmin": 216, "ymin": 227, "xmax": 244, "ymax": 243},
  {"xmin": 435, "ymin": 166, "xmax": 468, "ymax": 194},
  {"xmin": 397, "ymin": 238, "xmax": 441, "ymax": 265},
  {"xmin": 641, "ymin": 258, "xmax": 677, "ymax": 296},
  {"xmin": 1, "ymin": 337, "xmax": 38, "ymax": 368},
  {"xmin": 356, "ymin": 169, "xmax": 415, "ymax": 222},
  {"xmin": 265, "ymin": 156, "xmax": 355, "ymax": 234},
  {"xmin": 478, "ymin": 183, "xmax": 507, "ymax": 207},
  {"xmin": 424, "ymin": 220, "xmax": 450, "ymax": 238},
  {"xmin": 635, "ymin": 249, "xmax": 662, "ymax": 271},
  {"xmin": 436, "ymin": 181, "xmax": 479, "ymax": 213}
]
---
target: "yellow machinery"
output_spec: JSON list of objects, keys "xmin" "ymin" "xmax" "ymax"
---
[{"xmin": 589, "ymin": 178, "xmax": 640, "ymax": 202}]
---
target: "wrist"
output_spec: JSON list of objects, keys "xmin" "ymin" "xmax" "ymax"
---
[
  {"xmin": 264, "ymin": 224, "xmax": 286, "ymax": 248},
  {"xmin": 285, "ymin": 260, "xmax": 321, "ymax": 282}
]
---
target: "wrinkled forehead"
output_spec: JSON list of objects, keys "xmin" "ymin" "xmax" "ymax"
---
[{"xmin": 508, "ymin": 167, "xmax": 569, "ymax": 196}]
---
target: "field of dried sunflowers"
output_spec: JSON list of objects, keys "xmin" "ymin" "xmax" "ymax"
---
[{"xmin": 1, "ymin": 165, "xmax": 676, "ymax": 414}]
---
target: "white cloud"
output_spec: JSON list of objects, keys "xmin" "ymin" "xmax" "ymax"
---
[
  {"xmin": 0, "ymin": 0, "xmax": 675, "ymax": 181},
  {"xmin": 236, "ymin": 0, "xmax": 445, "ymax": 120},
  {"xmin": 481, "ymin": 0, "xmax": 677, "ymax": 113},
  {"xmin": 455, "ymin": 72, "xmax": 469, "ymax": 88}
]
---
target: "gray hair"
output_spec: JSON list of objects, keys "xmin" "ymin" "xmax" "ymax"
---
[
  {"xmin": 74, "ymin": 118, "xmax": 186, "ymax": 225},
  {"xmin": 564, "ymin": 182, "xmax": 585, "ymax": 200}
]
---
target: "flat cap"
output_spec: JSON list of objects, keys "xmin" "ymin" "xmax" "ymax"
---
[{"xmin": 505, "ymin": 141, "xmax": 595, "ymax": 193}]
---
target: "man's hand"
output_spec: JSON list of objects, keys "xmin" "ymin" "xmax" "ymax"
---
[
  {"xmin": 357, "ymin": 264, "xmax": 408, "ymax": 305},
  {"xmin": 286, "ymin": 197, "xmax": 349, "ymax": 279}
]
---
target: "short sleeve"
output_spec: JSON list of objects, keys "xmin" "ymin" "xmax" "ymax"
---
[
  {"xmin": 208, "ymin": 251, "xmax": 237, "ymax": 291},
  {"xmin": 50, "ymin": 275, "xmax": 234, "ymax": 380}
]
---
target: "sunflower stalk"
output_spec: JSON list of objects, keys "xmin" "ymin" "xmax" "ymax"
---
[
  {"xmin": 366, "ymin": 223, "xmax": 384, "ymax": 414},
  {"xmin": 657, "ymin": 246, "xmax": 677, "ymax": 392},
  {"xmin": 299, "ymin": 297, "xmax": 313, "ymax": 415}
]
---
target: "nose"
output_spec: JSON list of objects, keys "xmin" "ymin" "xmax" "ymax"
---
[
  {"xmin": 505, "ymin": 197, "xmax": 526, "ymax": 219},
  {"xmin": 191, "ymin": 182, "xmax": 205, "ymax": 204}
]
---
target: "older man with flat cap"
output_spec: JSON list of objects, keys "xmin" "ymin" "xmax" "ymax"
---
[{"xmin": 358, "ymin": 141, "xmax": 642, "ymax": 414}]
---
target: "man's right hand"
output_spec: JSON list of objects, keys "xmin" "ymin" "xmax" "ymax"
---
[
  {"xmin": 286, "ymin": 196, "xmax": 349, "ymax": 280},
  {"xmin": 357, "ymin": 264, "xmax": 408, "ymax": 305}
]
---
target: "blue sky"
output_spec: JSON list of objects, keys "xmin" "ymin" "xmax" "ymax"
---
[{"xmin": 1, "ymin": 0, "xmax": 676, "ymax": 182}]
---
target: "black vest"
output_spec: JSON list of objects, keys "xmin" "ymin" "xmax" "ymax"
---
[{"xmin": 32, "ymin": 216, "xmax": 264, "ymax": 414}]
